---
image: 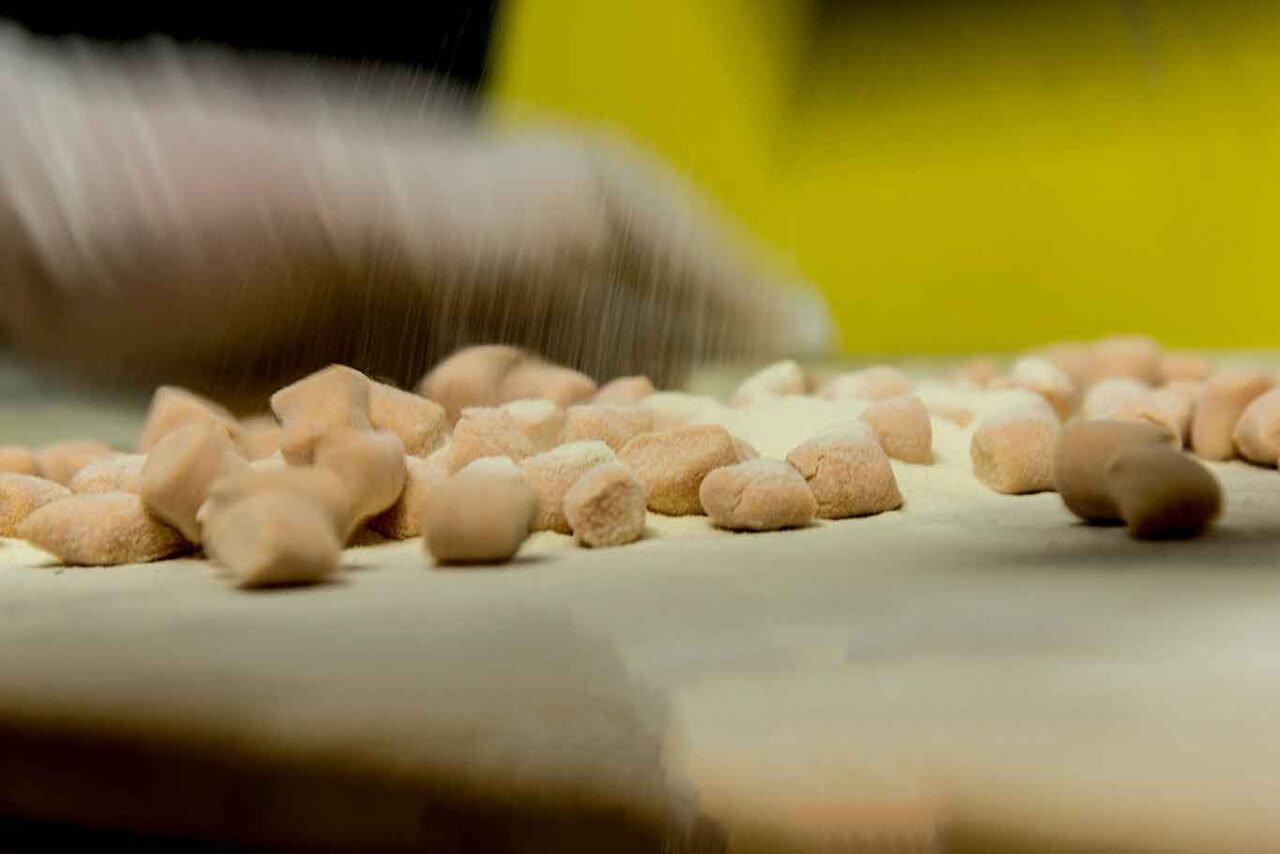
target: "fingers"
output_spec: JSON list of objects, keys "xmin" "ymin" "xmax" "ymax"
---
[
  {"xmin": 375, "ymin": 131, "xmax": 716, "ymax": 385},
  {"xmin": 391, "ymin": 130, "xmax": 835, "ymax": 382},
  {"xmin": 0, "ymin": 33, "xmax": 454, "ymax": 397},
  {"xmin": 0, "ymin": 28, "xmax": 833, "ymax": 399},
  {"xmin": 589, "ymin": 140, "xmax": 834, "ymax": 364}
]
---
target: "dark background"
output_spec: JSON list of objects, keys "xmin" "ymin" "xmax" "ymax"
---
[{"xmin": 1, "ymin": 6, "xmax": 500, "ymax": 90}]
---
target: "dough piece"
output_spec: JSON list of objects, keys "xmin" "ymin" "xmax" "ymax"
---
[
  {"xmin": 821, "ymin": 366, "xmax": 913, "ymax": 402},
  {"xmin": 1105, "ymin": 445, "xmax": 1221, "ymax": 539},
  {"xmin": 0, "ymin": 474, "xmax": 71, "ymax": 537},
  {"xmin": 137, "ymin": 386, "xmax": 239, "ymax": 453},
  {"xmin": 732, "ymin": 436, "xmax": 760, "ymax": 462},
  {"xmin": 70, "ymin": 454, "xmax": 145, "ymax": 494},
  {"xmin": 140, "ymin": 423, "xmax": 247, "ymax": 544},
  {"xmin": 1231, "ymin": 387, "xmax": 1280, "ymax": 466},
  {"xmin": 858, "ymin": 394, "xmax": 932, "ymax": 464},
  {"xmin": 699, "ymin": 459, "xmax": 816, "ymax": 531},
  {"xmin": 424, "ymin": 458, "xmax": 537, "ymax": 565},
  {"xmin": 970, "ymin": 402, "xmax": 1059, "ymax": 495},
  {"xmin": 520, "ymin": 441, "xmax": 619, "ymax": 533},
  {"xmin": 1160, "ymin": 352, "xmax": 1210, "ymax": 383},
  {"xmin": 448, "ymin": 407, "xmax": 536, "ymax": 473},
  {"xmin": 200, "ymin": 466, "xmax": 352, "ymax": 542},
  {"xmin": 915, "ymin": 385, "xmax": 975, "ymax": 427},
  {"xmin": 417, "ymin": 345, "xmax": 527, "ymax": 422},
  {"xmin": 34, "ymin": 440, "xmax": 114, "ymax": 486},
  {"xmin": 315, "ymin": 430, "xmax": 407, "ymax": 530},
  {"xmin": 1092, "ymin": 335, "xmax": 1162, "ymax": 384},
  {"xmin": 563, "ymin": 463, "xmax": 648, "ymax": 548},
  {"xmin": 368, "ymin": 381, "xmax": 448, "ymax": 457},
  {"xmin": 641, "ymin": 392, "xmax": 727, "ymax": 432},
  {"xmin": 1053, "ymin": 420, "xmax": 1178, "ymax": 522},
  {"xmin": 1081, "ymin": 378, "xmax": 1149, "ymax": 421},
  {"xmin": 457, "ymin": 455, "xmax": 531, "ymax": 485},
  {"xmin": 1034, "ymin": 342, "xmax": 1095, "ymax": 391},
  {"xmin": 0, "ymin": 446, "xmax": 39, "ymax": 476},
  {"xmin": 368, "ymin": 448, "xmax": 451, "ymax": 539},
  {"xmin": 498, "ymin": 361, "xmax": 597, "ymax": 407},
  {"xmin": 561, "ymin": 405, "xmax": 653, "ymax": 451},
  {"xmin": 1010, "ymin": 356, "xmax": 1077, "ymax": 419},
  {"xmin": 250, "ymin": 452, "xmax": 288, "ymax": 472},
  {"xmin": 730, "ymin": 360, "xmax": 808, "ymax": 406},
  {"xmin": 593, "ymin": 376, "xmax": 656, "ymax": 405},
  {"xmin": 19, "ymin": 492, "xmax": 188, "ymax": 565},
  {"xmin": 203, "ymin": 492, "xmax": 341, "ymax": 589},
  {"xmin": 1114, "ymin": 381, "xmax": 1200, "ymax": 446},
  {"xmin": 270, "ymin": 364, "xmax": 373, "ymax": 465},
  {"xmin": 785, "ymin": 423, "xmax": 903, "ymax": 519},
  {"xmin": 501, "ymin": 399, "xmax": 566, "ymax": 452},
  {"xmin": 929, "ymin": 403, "xmax": 974, "ymax": 428},
  {"xmin": 948, "ymin": 358, "xmax": 999, "ymax": 389},
  {"xmin": 236, "ymin": 415, "xmax": 282, "ymax": 461},
  {"xmin": 619, "ymin": 425, "xmax": 739, "ymax": 516},
  {"xmin": 1164, "ymin": 378, "xmax": 1204, "ymax": 415},
  {"xmin": 1191, "ymin": 370, "xmax": 1274, "ymax": 461}
]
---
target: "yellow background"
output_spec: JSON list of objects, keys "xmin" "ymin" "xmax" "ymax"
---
[{"xmin": 489, "ymin": 0, "xmax": 1280, "ymax": 356}]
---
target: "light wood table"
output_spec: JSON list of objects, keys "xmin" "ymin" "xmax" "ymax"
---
[{"xmin": 2, "ymin": 357, "xmax": 1279, "ymax": 852}]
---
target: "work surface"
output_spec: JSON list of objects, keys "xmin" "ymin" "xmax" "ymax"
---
[{"xmin": 3, "ymin": 362, "xmax": 1280, "ymax": 852}]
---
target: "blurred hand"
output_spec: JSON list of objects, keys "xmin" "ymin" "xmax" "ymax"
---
[{"xmin": 0, "ymin": 26, "xmax": 830, "ymax": 400}]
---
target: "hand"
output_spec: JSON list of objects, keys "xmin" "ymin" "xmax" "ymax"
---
[{"xmin": 0, "ymin": 28, "xmax": 831, "ymax": 400}]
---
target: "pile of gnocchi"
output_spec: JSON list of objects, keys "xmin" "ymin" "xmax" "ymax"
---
[{"xmin": 2, "ymin": 335, "xmax": 1268, "ymax": 589}]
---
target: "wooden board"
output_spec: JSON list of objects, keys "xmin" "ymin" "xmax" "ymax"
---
[{"xmin": 3, "ymin": 362, "xmax": 1280, "ymax": 851}]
